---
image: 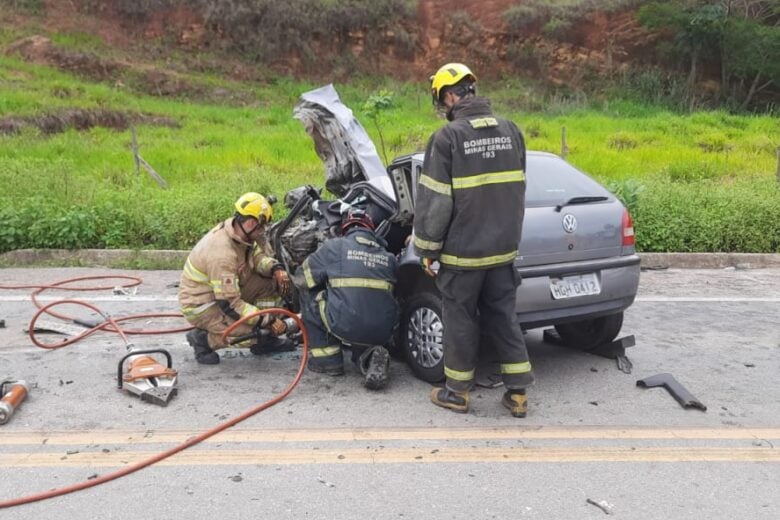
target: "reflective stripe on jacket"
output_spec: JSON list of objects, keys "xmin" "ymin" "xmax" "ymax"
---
[
  {"xmin": 300, "ymin": 228, "xmax": 399, "ymax": 346},
  {"xmin": 413, "ymin": 96, "xmax": 526, "ymax": 270},
  {"xmin": 178, "ymin": 218, "xmax": 279, "ymax": 325}
]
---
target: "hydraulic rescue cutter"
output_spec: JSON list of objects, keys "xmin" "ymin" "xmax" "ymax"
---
[
  {"xmin": 117, "ymin": 346, "xmax": 178, "ymax": 406},
  {"xmin": 228, "ymin": 316, "xmax": 301, "ymax": 350}
]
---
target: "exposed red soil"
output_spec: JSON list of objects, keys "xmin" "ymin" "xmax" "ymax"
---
[{"xmin": 6, "ymin": 0, "xmax": 657, "ymax": 87}]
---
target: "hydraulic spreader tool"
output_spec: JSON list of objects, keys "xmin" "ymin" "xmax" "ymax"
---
[{"xmin": 118, "ymin": 345, "xmax": 178, "ymax": 406}]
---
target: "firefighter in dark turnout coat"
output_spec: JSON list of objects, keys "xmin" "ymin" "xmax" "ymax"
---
[
  {"xmin": 414, "ymin": 63, "xmax": 534, "ymax": 416},
  {"xmin": 298, "ymin": 209, "xmax": 399, "ymax": 390}
]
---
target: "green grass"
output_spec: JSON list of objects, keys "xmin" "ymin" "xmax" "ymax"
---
[{"xmin": 1, "ymin": 47, "xmax": 779, "ymax": 253}]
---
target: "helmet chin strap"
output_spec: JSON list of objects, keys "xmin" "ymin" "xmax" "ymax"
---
[
  {"xmin": 446, "ymin": 106, "xmax": 456, "ymax": 121},
  {"xmin": 237, "ymin": 217, "xmax": 258, "ymax": 242}
]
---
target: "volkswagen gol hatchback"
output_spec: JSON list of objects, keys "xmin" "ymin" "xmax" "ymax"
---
[{"xmin": 386, "ymin": 151, "xmax": 640, "ymax": 382}]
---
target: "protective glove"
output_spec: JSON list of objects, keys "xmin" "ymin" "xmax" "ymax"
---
[
  {"xmin": 421, "ymin": 257, "xmax": 437, "ymax": 278},
  {"xmin": 256, "ymin": 314, "xmax": 287, "ymax": 336},
  {"xmin": 272, "ymin": 265, "xmax": 293, "ymax": 300},
  {"xmin": 269, "ymin": 317, "xmax": 287, "ymax": 336}
]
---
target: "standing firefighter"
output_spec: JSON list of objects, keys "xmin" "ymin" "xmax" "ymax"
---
[
  {"xmin": 179, "ymin": 192, "xmax": 295, "ymax": 364},
  {"xmin": 298, "ymin": 208, "xmax": 399, "ymax": 390},
  {"xmin": 414, "ymin": 63, "xmax": 534, "ymax": 416}
]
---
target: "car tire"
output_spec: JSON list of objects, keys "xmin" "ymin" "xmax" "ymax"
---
[
  {"xmin": 553, "ymin": 312, "xmax": 624, "ymax": 352},
  {"xmin": 401, "ymin": 291, "xmax": 445, "ymax": 383}
]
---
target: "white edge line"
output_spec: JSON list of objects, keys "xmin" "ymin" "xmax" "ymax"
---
[
  {"xmin": 0, "ymin": 296, "xmax": 778, "ymax": 303},
  {"xmin": 636, "ymin": 297, "xmax": 780, "ymax": 302}
]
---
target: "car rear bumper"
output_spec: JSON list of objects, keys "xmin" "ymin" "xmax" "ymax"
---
[{"xmin": 515, "ymin": 254, "xmax": 641, "ymax": 329}]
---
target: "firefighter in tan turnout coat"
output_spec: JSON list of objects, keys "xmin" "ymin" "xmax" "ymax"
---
[{"xmin": 178, "ymin": 192, "xmax": 294, "ymax": 365}]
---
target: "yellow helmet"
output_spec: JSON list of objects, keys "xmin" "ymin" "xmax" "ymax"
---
[
  {"xmin": 430, "ymin": 63, "xmax": 477, "ymax": 106},
  {"xmin": 234, "ymin": 192, "xmax": 273, "ymax": 224}
]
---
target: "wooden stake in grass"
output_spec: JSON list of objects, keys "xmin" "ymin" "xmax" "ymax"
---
[
  {"xmin": 131, "ymin": 127, "xmax": 140, "ymax": 178},
  {"xmin": 561, "ymin": 126, "xmax": 568, "ymax": 159},
  {"xmin": 776, "ymin": 146, "xmax": 780, "ymax": 186},
  {"xmin": 130, "ymin": 126, "xmax": 168, "ymax": 189}
]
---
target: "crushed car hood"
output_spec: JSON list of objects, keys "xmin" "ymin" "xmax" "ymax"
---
[{"xmin": 294, "ymin": 84, "xmax": 395, "ymax": 200}]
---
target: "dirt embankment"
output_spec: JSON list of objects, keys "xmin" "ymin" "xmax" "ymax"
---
[
  {"xmin": 4, "ymin": 33, "xmax": 255, "ymax": 104},
  {"xmin": 1, "ymin": 34, "xmax": 182, "ymax": 135},
  {"xmin": 0, "ymin": 107, "xmax": 178, "ymax": 136},
  {"xmin": 6, "ymin": 0, "xmax": 657, "ymax": 87}
]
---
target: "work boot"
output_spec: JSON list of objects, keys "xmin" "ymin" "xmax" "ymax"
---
[
  {"xmin": 501, "ymin": 389, "xmax": 528, "ymax": 418},
  {"xmin": 250, "ymin": 335, "xmax": 297, "ymax": 355},
  {"xmin": 307, "ymin": 357, "xmax": 344, "ymax": 376},
  {"xmin": 186, "ymin": 329, "xmax": 219, "ymax": 365},
  {"xmin": 358, "ymin": 346, "xmax": 390, "ymax": 391},
  {"xmin": 430, "ymin": 387, "xmax": 470, "ymax": 414}
]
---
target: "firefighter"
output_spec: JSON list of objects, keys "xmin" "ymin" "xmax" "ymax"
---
[
  {"xmin": 178, "ymin": 192, "xmax": 295, "ymax": 364},
  {"xmin": 414, "ymin": 63, "xmax": 534, "ymax": 416},
  {"xmin": 298, "ymin": 208, "xmax": 399, "ymax": 390}
]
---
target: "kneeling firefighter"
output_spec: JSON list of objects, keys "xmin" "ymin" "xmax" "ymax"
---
[
  {"xmin": 178, "ymin": 192, "xmax": 296, "ymax": 364},
  {"xmin": 298, "ymin": 208, "xmax": 399, "ymax": 390}
]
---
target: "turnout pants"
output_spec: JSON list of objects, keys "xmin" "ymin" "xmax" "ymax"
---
[
  {"xmin": 185, "ymin": 272, "xmax": 281, "ymax": 350},
  {"xmin": 299, "ymin": 289, "xmax": 345, "ymax": 369},
  {"xmin": 299, "ymin": 290, "xmax": 377, "ymax": 370},
  {"xmin": 436, "ymin": 263, "xmax": 534, "ymax": 392}
]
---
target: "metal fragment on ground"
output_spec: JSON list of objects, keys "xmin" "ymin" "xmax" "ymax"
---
[
  {"xmin": 636, "ymin": 373, "xmax": 707, "ymax": 411},
  {"xmin": 586, "ymin": 498, "xmax": 614, "ymax": 515},
  {"xmin": 616, "ymin": 354, "xmax": 633, "ymax": 374}
]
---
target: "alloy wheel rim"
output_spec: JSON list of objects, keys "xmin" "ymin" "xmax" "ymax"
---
[{"xmin": 407, "ymin": 306, "xmax": 443, "ymax": 368}]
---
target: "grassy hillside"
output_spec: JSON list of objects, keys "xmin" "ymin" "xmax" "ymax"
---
[{"xmin": 1, "ymin": 41, "xmax": 779, "ymax": 253}]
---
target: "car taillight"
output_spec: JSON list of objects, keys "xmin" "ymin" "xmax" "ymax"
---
[{"xmin": 622, "ymin": 209, "xmax": 635, "ymax": 246}]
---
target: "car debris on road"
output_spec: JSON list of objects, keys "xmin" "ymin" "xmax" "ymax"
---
[{"xmin": 636, "ymin": 373, "xmax": 707, "ymax": 411}]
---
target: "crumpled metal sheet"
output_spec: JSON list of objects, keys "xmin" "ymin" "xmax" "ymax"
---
[
  {"xmin": 293, "ymin": 84, "xmax": 389, "ymax": 198},
  {"xmin": 280, "ymin": 219, "xmax": 323, "ymax": 267}
]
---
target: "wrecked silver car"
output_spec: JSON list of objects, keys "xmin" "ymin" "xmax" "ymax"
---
[{"xmin": 273, "ymin": 84, "xmax": 640, "ymax": 383}]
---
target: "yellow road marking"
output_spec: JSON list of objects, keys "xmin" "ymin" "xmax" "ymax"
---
[
  {"xmin": 1, "ymin": 427, "xmax": 778, "ymax": 446},
  {"xmin": 0, "ymin": 447, "xmax": 776, "ymax": 467}
]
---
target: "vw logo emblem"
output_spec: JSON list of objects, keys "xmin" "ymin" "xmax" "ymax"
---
[{"xmin": 562, "ymin": 214, "xmax": 577, "ymax": 233}]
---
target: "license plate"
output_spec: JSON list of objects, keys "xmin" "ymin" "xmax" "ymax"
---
[{"xmin": 550, "ymin": 273, "xmax": 601, "ymax": 300}]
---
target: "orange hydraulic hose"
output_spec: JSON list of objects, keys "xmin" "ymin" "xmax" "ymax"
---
[
  {"xmin": 0, "ymin": 275, "xmax": 192, "ymax": 349},
  {"xmin": 26, "ymin": 299, "xmax": 188, "ymax": 349},
  {"xmin": 0, "ymin": 308, "xmax": 308, "ymax": 509}
]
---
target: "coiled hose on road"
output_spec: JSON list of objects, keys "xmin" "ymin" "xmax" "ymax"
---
[{"xmin": 0, "ymin": 275, "xmax": 309, "ymax": 509}]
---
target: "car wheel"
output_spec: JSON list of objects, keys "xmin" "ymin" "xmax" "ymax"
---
[
  {"xmin": 553, "ymin": 312, "xmax": 624, "ymax": 352},
  {"xmin": 401, "ymin": 291, "xmax": 445, "ymax": 383}
]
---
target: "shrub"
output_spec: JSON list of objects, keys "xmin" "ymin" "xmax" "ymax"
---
[
  {"xmin": 542, "ymin": 17, "xmax": 571, "ymax": 39},
  {"xmin": 505, "ymin": 4, "xmax": 545, "ymax": 33},
  {"xmin": 662, "ymin": 159, "xmax": 728, "ymax": 182},
  {"xmin": 745, "ymin": 135, "xmax": 777, "ymax": 156},
  {"xmin": 613, "ymin": 68, "xmax": 691, "ymax": 110},
  {"xmin": 696, "ymin": 132, "xmax": 733, "ymax": 153},
  {"xmin": 190, "ymin": 0, "xmax": 417, "ymax": 67},
  {"xmin": 522, "ymin": 118, "xmax": 547, "ymax": 139},
  {"xmin": 606, "ymin": 178, "xmax": 644, "ymax": 213},
  {"xmin": 392, "ymin": 27, "xmax": 417, "ymax": 60},
  {"xmin": 634, "ymin": 178, "xmax": 780, "ymax": 252},
  {"xmin": 1, "ymin": 0, "xmax": 44, "ymax": 13},
  {"xmin": 607, "ymin": 131, "xmax": 639, "ymax": 150}
]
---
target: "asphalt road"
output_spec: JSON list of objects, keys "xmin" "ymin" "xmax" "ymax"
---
[{"xmin": 0, "ymin": 266, "xmax": 778, "ymax": 519}]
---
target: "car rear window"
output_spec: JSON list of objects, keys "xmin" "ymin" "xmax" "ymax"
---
[{"xmin": 525, "ymin": 154, "xmax": 613, "ymax": 207}]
